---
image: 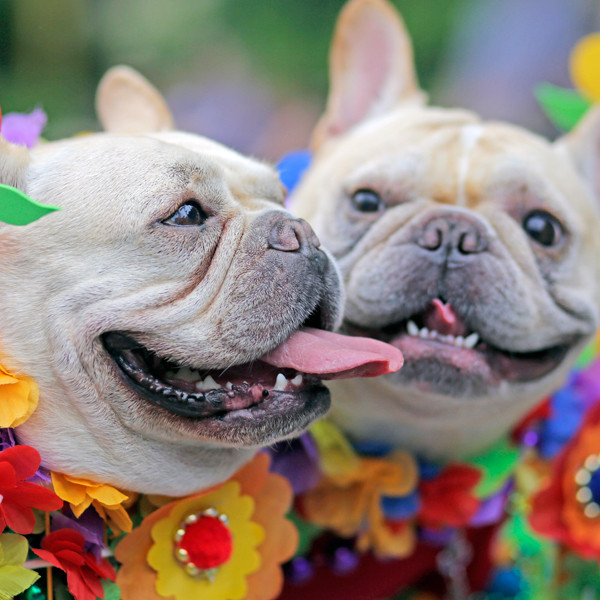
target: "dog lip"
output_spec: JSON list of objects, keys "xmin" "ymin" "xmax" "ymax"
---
[{"xmin": 102, "ymin": 332, "xmax": 323, "ymax": 420}]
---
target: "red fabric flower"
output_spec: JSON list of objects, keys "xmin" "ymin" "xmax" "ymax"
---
[
  {"xmin": 33, "ymin": 529, "xmax": 116, "ymax": 600},
  {"xmin": 531, "ymin": 403, "xmax": 600, "ymax": 560},
  {"xmin": 419, "ymin": 464, "xmax": 481, "ymax": 528},
  {"xmin": 0, "ymin": 445, "xmax": 63, "ymax": 534}
]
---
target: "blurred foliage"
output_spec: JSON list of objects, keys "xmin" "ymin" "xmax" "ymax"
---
[{"xmin": 0, "ymin": 0, "xmax": 468, "ymax": 140}]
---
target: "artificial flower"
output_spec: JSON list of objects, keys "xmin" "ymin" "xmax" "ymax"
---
[
  {"xmin": 0, "ymin": 108, "xmax": 46, "ymax": 149},
  {"xmin": 32, "ymin": 529, "xmax": 116, "ymax": 600},
  {"xmin": 115, "ymin": 453, "xmax": 297, "ymax": 600},
  {"xmin": 52, "ymin": 508, "xmax": 106, "ymax": 560},
  {"xmin": 0, "ymin": 445, "xmax": 62, "ymax": 534},
  {"xmin": 300, "ymin": 451, "xmax": 418, "ymax": 557},
  {"xmin": 0, "ymin": 365, "xmax": 38, "ymax": 428},
  {"xmin": 418, "ymin": 463, "xmax": 481, "ymax": 529},
  {"xmin": 570, "ymin": 32, "xmax": 600, "ymax": 102},
  {"xmin": 531, "ymin": 402, "xmax": 600, "ymax": 560},
  {"xmin": 51, "ymin": 472, "xmax": 132, "ymax": 534},
  {"xmin": 0, "ymin": 533, "xmax": 40, "ymax": 598}
]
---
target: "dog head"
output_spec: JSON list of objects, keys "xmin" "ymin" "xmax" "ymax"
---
[
  {"xmin": 292, "ymin": 0, "xmax": 600, "ymax": 459},
  {"xmin": 0, "ymin": 70, "xmax": 353, "ymax": 495}
]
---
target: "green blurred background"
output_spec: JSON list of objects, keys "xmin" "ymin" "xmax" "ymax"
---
[{"xmin": 0, "ymin": 0, "xmax": 599, "ymax": 160}]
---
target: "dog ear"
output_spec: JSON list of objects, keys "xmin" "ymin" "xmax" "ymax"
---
[
  {"xmin": 0, "ymin": 137, "xmax": 30, "ymax": 189},
  {"xmin": 558, "ymin": 105, "xmax": 600, "ymax": 203},
  {"xmin": 95, "ymin": 65, "xmax": 175, "ymax": 134},
  {"xmin": 312, "ymin": 0, "xmax": 426, "ymax": 150}
]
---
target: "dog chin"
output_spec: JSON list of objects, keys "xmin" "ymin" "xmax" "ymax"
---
[{"xmin": 102, "ymin": 331, "xmax": 331, "ymax": 447}]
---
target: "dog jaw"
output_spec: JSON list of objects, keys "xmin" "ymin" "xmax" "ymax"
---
[
  {"xmin": 0, "ymin": 131, "xmax": 342, "ymax": 495},
  {"xmin": 292, "ymin": 0, "xmax": 600, "ymax": 459}
]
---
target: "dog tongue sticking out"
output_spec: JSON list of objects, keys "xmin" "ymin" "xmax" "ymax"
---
[{"xmin": 262, "ymin": 327, "xmax": 403, "ymax": 379}]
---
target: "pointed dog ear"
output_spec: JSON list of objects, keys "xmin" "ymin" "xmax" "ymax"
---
[
  {"xmin": 95, "ymin": 65, "xmax": 175, "ymax": 134},
  {"xmin": 0, "ymin": 137, "xmax": 30, "ymax": 189},
  {"xmin": 557, "ymin": 105, "xmax": 600, "ymax": 204},
  {"xmin": 312, "ymin": 0, "xmax": 426, "ymax": 150}
]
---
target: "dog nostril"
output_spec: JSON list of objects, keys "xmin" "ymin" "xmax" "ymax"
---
[
  {"xmin": 419, "ymin": 223, "xmax": 444, "ymax": 251},
  {"xmin": 457, "ymin": 228, "xmax": 484, "ymax": 254},
  {"xmin": 268, "ymin": 218, "xmax": 304, "ymax": 252}
]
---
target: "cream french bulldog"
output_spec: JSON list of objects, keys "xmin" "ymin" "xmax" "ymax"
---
[
  {"xmin": 0, "ymin": 67, "xmax": 401, "ymax": 497},
  {"xmin": 292, "ymin": 0, "xmax": 600, "ymax": 460}
]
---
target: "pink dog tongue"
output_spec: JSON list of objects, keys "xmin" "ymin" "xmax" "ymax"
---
[{"xmin": 261, "ymin": 327, "xmax": 403, "ymax": 379}]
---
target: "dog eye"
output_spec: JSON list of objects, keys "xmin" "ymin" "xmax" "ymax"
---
[
  {"xmin": 164, "ymin": 201, "xmax": 208, "ymax": 226},
  {"xmin": 351, "ymin": 189, "xmax": 383, "ymax": 213},
  {"xmin": 522, "ymin": 210, "xmax": 564, "ymax": 247}
]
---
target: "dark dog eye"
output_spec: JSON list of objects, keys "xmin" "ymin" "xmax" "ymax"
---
[
  {"xmin": 164, "ymin": 201, "xmax": 208, "ymax": 226},
  {"xmin": 351, "ymin": 189, "xmax": 383, "ymax": 213},
  {"xmin": 522, "ymin": 210, "xmax": 563, "ymax": 246}
]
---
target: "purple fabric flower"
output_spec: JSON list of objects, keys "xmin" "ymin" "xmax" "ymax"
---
[
  {"xmin": 1, "ymin": 108, "xmax": 47, "ymax": 148},
  {"xmin": 268, "ymin": 433, "xmax": 321, "ymax": 494},
  {"xmin": 52, "ymin": 507, "xmax": 106, "ymax": 560}
]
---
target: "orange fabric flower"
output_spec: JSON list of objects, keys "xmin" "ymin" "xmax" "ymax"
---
[
  {"xmin": 300, "ymin": 451, "xmax": 418, "ymax": 557},
  {"xmin": 115, "ymin": 453, "xmax": 297, "ymax": 600},
  {"xmin": 51, "ymin": 472, "xmax": 132, "ymax": 534},
  {"xmin": 531, "ymin": 403, "xmax": 600, "ymax": 560},
  {"xmin": 0, "ymin": 364, "xmax": 38, "ymax": 428}
]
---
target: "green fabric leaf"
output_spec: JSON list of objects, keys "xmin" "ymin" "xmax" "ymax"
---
[
  {"xmin": 467, "ymin": 437, "xmax": 520, "ymax": 498},
  {"xmin": 0, "ymin": 565, "xmax": 40, "ymax": 599},
  {"xmin": 535, "ymin": 83, "xmax": 591, "ymax": 131},
  {"xmin": 103, "ymin": 581, "xmax": 122, "ymax": 600},
  {"xmin": 0, "ymin": 184, "xmax": 60, "ymax": 226},
  {"xmin": 287, "ymin": 510, "xmax": 323, "ymax": 556},
  {"xmin": 0, "ymin": 533, "xmax": 29, "ymax": 567}
]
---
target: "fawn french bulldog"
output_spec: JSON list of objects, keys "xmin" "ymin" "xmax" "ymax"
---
[
  {"xmin": 291, "ymin": 0, "xmax": 600, "ymax": 460},
  {"xmin": 0, "ymin": 66, "xmax": 401, "ymax": 496}
]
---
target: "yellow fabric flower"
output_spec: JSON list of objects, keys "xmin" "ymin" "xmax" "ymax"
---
[
  {"xmin": 0, "ymin": 533, "xmax": 40, "ymax": 599},
  {"xmin": 148, "ymin": 482, "xmax": 263, "ymax": 600},
  {"xmin": 301, "ymin": 450, "xmax": 418, "ymax": 558},
  {"xmin": 51, "ymin": 472, "xmax": 132, "ymax": 534},
  {"xmin": 115, "ymin": 453, "xmax": 297, "ymax": 600},
  {"xmin": 570, "ymin": 32, "xmax": 600, "ymax": 101},
  {"xmin": 0, "ymin": 365, "xmax": 38, "ymax": 428}
]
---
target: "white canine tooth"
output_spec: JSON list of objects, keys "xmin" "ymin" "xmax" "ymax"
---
[
  {"xmin": 455, "ymin": 335, "xmax": 464, "ymax": 347},
  {"xmin": 291, "ymin": 374, "xmax": 303, "ymax": 387},
  {"xmin": 225, "ymin": 381, "xmax": 233, "ymax": 390},
  {"xmin": 274, "ymin": 373, "xmax": 288, "ymax": 391},
  {"xmin": 196, "ymin": 375, "xmax": 220, "ymax": 391},
  {"xmin": 407, "ymin": 320, "xmax": 419, "ymax": 336},
  {"xmin": 419, "ymin": 327, "xmax": 429, "ymax": 339},
  {"xmin": 464, "ymin": 333, "xmax": 480, "ymax": 349}
]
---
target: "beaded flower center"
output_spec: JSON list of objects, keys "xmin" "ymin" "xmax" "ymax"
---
[
  {"xmin": 575, "ymin": 454, "xmax": 600, "ymax": 518},
  {"xmin": 174, "ymin": 508, "xmax": 232, "ymax": 578}
]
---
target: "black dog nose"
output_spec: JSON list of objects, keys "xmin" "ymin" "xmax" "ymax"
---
[
  {"xmin": 417, "ymin": 213, "xmax": 488, "ymax": 255},
  {"xmin": 268, "ymin": 217, "xmax": 321, "ymax": 252}
]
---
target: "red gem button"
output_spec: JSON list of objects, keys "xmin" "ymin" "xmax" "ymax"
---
[{"xmin": 174, "ymin": 509, "xmax": 233, "ymax": 577}]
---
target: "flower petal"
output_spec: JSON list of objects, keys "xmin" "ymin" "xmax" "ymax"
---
[
  {"xmin": 571, "ymin": 33, "xmax": 600, "ymax": 101},
  {"xmin": 1, "ymin": 503, "xmax": 35, "ymax": 535}
]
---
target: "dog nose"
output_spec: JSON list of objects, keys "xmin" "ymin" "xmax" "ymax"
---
[
  {"xmin": 268, "ymin": 217, "xmax": 321, "ymax": 253},
  {"xmin": 416, "ymin": 213, "xmax": 488, "ymax": 255}
]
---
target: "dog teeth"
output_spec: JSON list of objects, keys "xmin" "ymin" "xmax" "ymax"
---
[
  {"xmin": 274, "ymin": 373, "xmax": 288, "ymax": 391},
  {"xmin": 195, "ymin": 375, "xmax": 220, "ymax": 391},
  {"xmin": 225, "ymin": 381, "xmax": 233, "ymax": 390},
  {"xmin": 290, "ymin": 374, "xmax": 303, "ymax": 387},
  {"xmin": 406, "ymin": 323, "xmax": 480, "ymax": 349},
  {"xmin": 463, "ymin": 333, "xmax": 480, "ymax": 349},
  {"xmin": 407, "ymin": 320, "xmax": 419, "ymax": 336}
]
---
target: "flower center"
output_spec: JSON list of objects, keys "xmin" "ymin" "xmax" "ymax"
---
[{"xmin": 174, "ymin": 508, "xmax": 232, "ymax": 578}]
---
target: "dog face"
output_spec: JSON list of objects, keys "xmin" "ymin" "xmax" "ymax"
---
[
  {"xmin": 292, "ymin": 0, "xmax": 600, "ymax": 459},
  {"xmin": 0, "ymin": 77, "xmax": 346, "ymax": 494}
]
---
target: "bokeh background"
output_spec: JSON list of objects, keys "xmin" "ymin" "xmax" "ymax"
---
[{"xmin": 1, "ymin": 0, "xmax": 599, "ymax": 161}]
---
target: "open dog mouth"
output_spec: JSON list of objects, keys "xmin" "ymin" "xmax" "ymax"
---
[
  {"xmin": 103, "ymin": 329, "xmax": 403, "ymax": 420},
  {"xmin": 346, "ymin": 299, "xmax": 572, "ymax": 384}
]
